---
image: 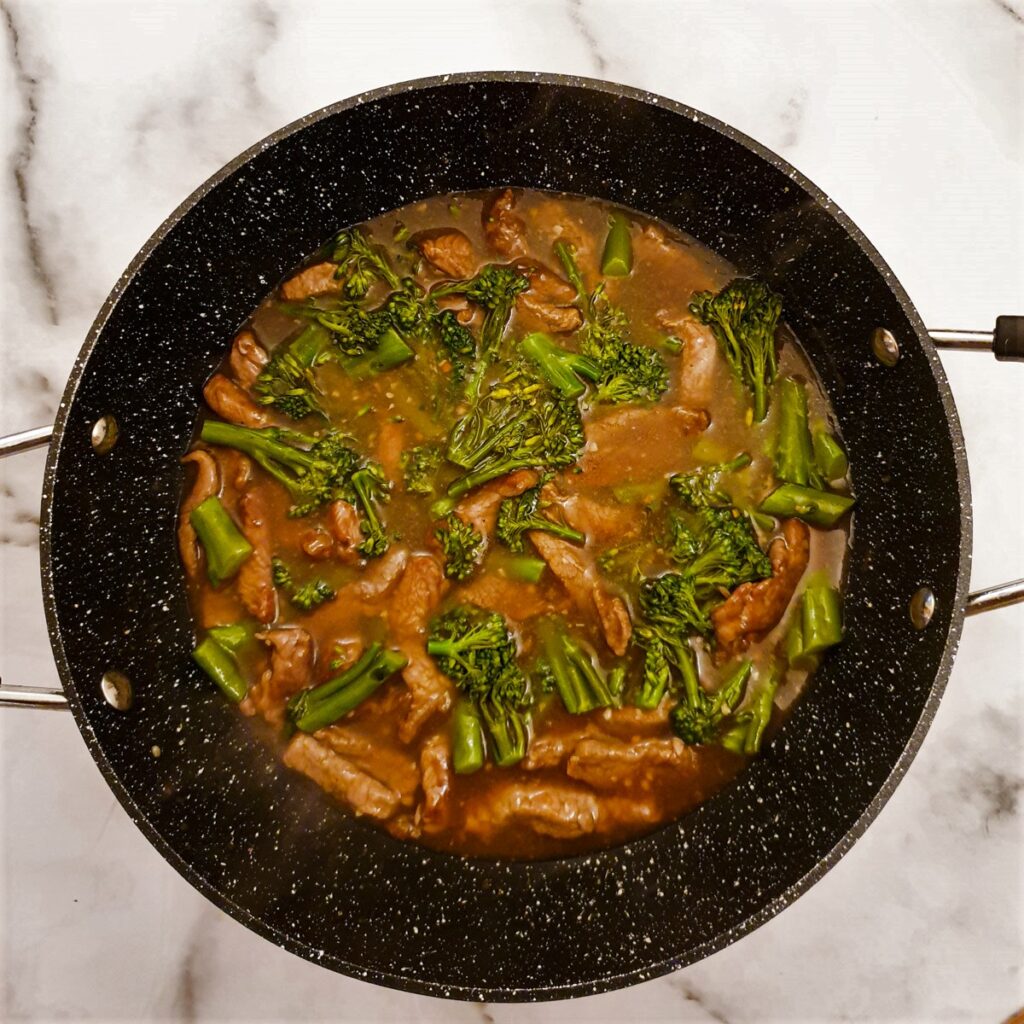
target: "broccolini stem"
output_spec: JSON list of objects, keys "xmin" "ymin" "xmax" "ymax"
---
[
  {"xmin": 600, "ymin": 214, "xmax": 633, "ymax": 277},
  {"xmin": 759, "ymin": 483, "xmax": 855, "ymax": 527},
  {"xmin": 503, "ymin": 555, "xmax": 547, "ymax": 584},
  {"xmin": 800, "ymin": 582, "xmax": 843, "ymax": 655},
  {"xmin": 189, "ymin": 496, "xmax": 253, "ymax": 587},
  {"xmin": 774, "ymin": 378, "xmax": 816, "ymax": 486},
  {"xmin": 812, "ymin": 429, "xmax": 848, "ymax": 481},
  {"xmin": 743, "ymin": 665, "xmax": 780, "ymax": 754},
  {"xmin": 192, "ymin": 636, "xmax": 248, "ymax": 702},
  {"xmin": 206, "ymin": 623, "xmax": 253, "ymax": 653},
  {"xmin": 451, "ymin": 699, "xmax": 485, "ymax": 774}
]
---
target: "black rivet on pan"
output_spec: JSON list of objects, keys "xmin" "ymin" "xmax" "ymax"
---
[
  {"xmin": 909, "ymin": 587, "xmax": 936, "ymax": 629},
  {"xmin": 99, "ymin": 670, "xmax": 133, "ymax": 710},
  {"xmin": 90, "ymin": 414, "xmax": 119, "ymax": 454},
  {"xmin": 871, "ymin": 328, "xmax": 900, "ymax": 366}
]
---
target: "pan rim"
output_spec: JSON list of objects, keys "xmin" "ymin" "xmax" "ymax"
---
[{"xmin": 37, "ymin": 70, "xmax": 973, "ymax": 1001}]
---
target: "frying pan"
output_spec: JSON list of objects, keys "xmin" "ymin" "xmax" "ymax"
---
[{"xmin": 2, "ymin": 73, "xmax": 1022, "ymax": 1001}]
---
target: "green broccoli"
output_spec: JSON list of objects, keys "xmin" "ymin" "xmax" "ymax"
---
[
  {"xmin": 271, "ymin": 557, "xmax": 335, "ymax": 611},
  {"xmin": 401, "ymin": 443, "xmax": 444, "ymax": 495},
  {"xmin": 520, "ymin": 331, "xmax": 600, "ymax": 399},
  {"xmin": 494, "ymin": 486, "xmax": 585, "ymax": 553},
  {"xmin": 669, "ymin": 453, "xmax": 751, "ymax": 509},
  {"xmin": 669, "ymin": 654, "xmax": 752, "ymax": 746},
  {"xmin": 536, "ymin": 617, "xmax": 616, "ymax": 714},
  {"xmin": 690, "ymin": 278, "xmax": 782, "ymax": 422},
  {"xmin": 253, "ymin": 325, "xmax": 333, "ymax": 420},
  {"xmin": 435, "ymin": 513, "xmax": 484, "ymax": 580},
  {"xmin": 331, "ymin": 228, "xmax": 402, "ymax": 299}
]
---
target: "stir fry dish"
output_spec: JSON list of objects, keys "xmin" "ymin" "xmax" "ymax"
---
[{"xmin": 178, "ymin": 189, "xmax": 854, "ymax": 858}]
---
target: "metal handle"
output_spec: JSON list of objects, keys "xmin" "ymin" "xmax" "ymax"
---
[
  {"xmin": 966, "ymin": 579, "xmax": 1024, "ymax": 617},
  {"xmin": 0, "ymin": 423, "xmax": 69, "ymax": 710},
  {"xmin": 929, "ymin": 316, "xmax": 1024, "ymax": 361}
]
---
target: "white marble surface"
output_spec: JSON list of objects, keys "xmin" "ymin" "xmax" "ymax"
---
[{"xmin": 1, "ymin": 0, "xmax": 1022, "ymax": 1020}]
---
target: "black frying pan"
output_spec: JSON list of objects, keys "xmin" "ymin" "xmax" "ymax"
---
[{"xmin": 2, "ymin": 74, "xmax": 1022, "ymax": 1001}]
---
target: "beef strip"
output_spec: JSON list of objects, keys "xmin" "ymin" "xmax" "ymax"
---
[
  {"xmin": 466, "ymin": 781, "xmax": 600, "ymax": 840},
  {"xmin": 348, "ymin": 545, "xmax": 409, "ymax": 601},
  {"xmin": 241, "ymin": 627, "xmax": 314, "ymax": 724},
  {"xmin": 376, "ymin": 419, "xmax": 405, "ymax": 483},
  {"xmin": 416, "ymin": 229, "xmax": 476, "ymax": 279},
  {"xmin": 228, "ymin": 329, "xmax": 269, "ymax": 388},
  {"xmin": 236, "ymin": 488, "xmax": 277, "ymax": 623},
  {"xmin": 514, "ymin": 260, "xmax": 583, "ymax": 334},
  {"xmin": 578, "ymin": 405, "xmax": 709, "ymax": 487},
  {"xmin": 566, "ymin": 736, "xmax": 695, "ymax": 790},
  {"xmin": 454, "ymin": 573, "xmax": 568, "ymax": 624},
  {"xmin": 283, "ymin": 733, "xmax": 400, "ymax": 820},
  {"xmin": 317, "ymin": 725, "xmax": 420, "ymax": 807},
  {"xmin": 203, "ymin": 374, "xmax": 270, "ymax": 428},
  {"xmin": 540, "ymin": 483, "xmax": 644, "ymax": 546},
  {"xmin": 280, "ymin": 262, "xmax": 341, "ymax": 302},
  {"xmin": 482, "ymin": 188, "xmax": 527, "ymax": 257},
  {"xmin": 712, "ymin": 518, "xmax": 810, "ymax": 652},
  {"xmin": 419, "ymin": 732, "xmax": 452, "ymax": 832},
  {"xmin": 300, "ymin": 527, "xmax": 335, "ymax": 561},
  {"xmin": 178, "ymin": 450, "xmax": 220, "ymax": 577},
  {"xmin": 657, "ymin": 312, "xmax": 719, "ymax": 409},
  {"xmin": 528, "ymin": 533, "xmax": 632, "ymax": 656},
  {"xmin": 389, "ymin": 555, "xmax": 453, "ymax": 742},
  {"xmin": 453, "ymin": 468, "xmax": 539, "ymax": 538},
  {"xmin": 521, "ymin": 722, "xmax": 605, "ymax": 769},
  {"xmin": 327, "ymin": 500, "xmax": 363, "ymax": 564}
]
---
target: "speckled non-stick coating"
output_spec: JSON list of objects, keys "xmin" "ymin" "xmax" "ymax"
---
[{"xmin": 40, "ymin": 74, "xmax": 971, "ymax": 1001}]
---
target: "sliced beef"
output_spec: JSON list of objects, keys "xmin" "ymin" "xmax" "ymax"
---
[
  {"xmin": 300, "ymin": 526, "xmax": 335, "ymax": 561},
  {"xmin": 317, "ymin": 725, "xmax": 420, "ymax": 806},
  {"xmin": 453, "ymin": 468, "xmax": 539, "ymax": 538},
  {"xmin": 203, "ymin": 374, "xmax": 270, "ymax": 428},
  {"xmin": 525, "ymin": 198, "xmax": 598, "ymax": 263},
  {"xmin": 657, "ymin": 312, "xmax": 718, "ymax": 409},
  {"xmin": 541, "ymin": 484, "xmax": 643, "ymax": 546},
  {"xmin": 712, "ymin": 518, "xmax": 810, "ymax": 652},
  {"xmin": 178, "ymin": 450, "xmax": 220, "ymax": 577},
  {"xmin": 455, "ymin": 573, "xmax": 567, "ymax": 624},
  {"xmin": 578, "ymin": 405, "xmax": 709, "ymax": 487},
  {"xmin": 390, "ymin": 555, "xmax": 453, "ymax": 741},
  {"xmin": 283, "ymin": 733, "xmax": 400, "ymax": 820},
  {"xmin": 236, "ymin": 488, "xmax": 277, "ymax": 623},
  {"xmin": 466, "ymin": 781, "xmax": 600, "ymax": 840},
  {"xmin": 566, "ymin": 736, "xmax": 694, "ymax": 790},
  {"xmin": 242, "ymin": 627, "xmax": 314, "ymax": 724},
  {"xmin": 327, "ymin": 500, "xmax": 363, "ymax": 564},
  {"xmin": 228, "ymin": 329, "xmax": 269, "ymax": 388},
  {"xmin": 419, "ymin": 732, "xmax": 452, "ymax": 832},
  {"xmin": 348, "ymin": 545, "xmax": 409, "ymax": 601},
  {"xmin": 280, "ymin": 262, "xmax": 341, "ymax": 302},
  {"xmin": 528, "ymin": 533, "xmax": 632, "ymax": 656},
  {"xmin": 595, "ymin": 796, "xmax": 660, "ymax": 830},
  {"xmin": 376, "ymin": 419, "xmax": 405, "ymax": 483},
  {"xmin": 522, "ymin": 723, "xmax": 605, "ymax": 770},
  {"xmin": 416, "ymin": 229, "xmax": 476, "ymax": 279},
  {"xmin": 514, "ymin": 260, "xmax": 583, "ymax": 334},
  {"xmin": 482, "ymin": 188, "xmax": 526, "ymax": 257}
]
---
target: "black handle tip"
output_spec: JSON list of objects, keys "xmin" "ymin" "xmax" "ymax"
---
[{"xmin": 994, "ymin": 315, "xmax": 1024, "ymax": 362}]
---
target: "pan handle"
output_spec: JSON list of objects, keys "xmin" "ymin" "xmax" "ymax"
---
[
  {"xmin": 929, "ymin": 315, "xmax": 1024, "ymax": 361},
  {"xmin": 1, "ymin": 422, "xmax": 69, "ymax": 710}
]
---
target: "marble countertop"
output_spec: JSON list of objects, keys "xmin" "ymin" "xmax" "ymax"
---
[{"xmin": 1, "ymin": 1, "xmax": 1022, "ymax": 1020}]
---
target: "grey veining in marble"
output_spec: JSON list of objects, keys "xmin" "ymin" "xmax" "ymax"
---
[{"xmin": 1, "ymin": 0, "xmax": 1021, "ymax": 1021}]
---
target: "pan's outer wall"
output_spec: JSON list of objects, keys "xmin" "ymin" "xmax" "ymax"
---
[{"xmin": 40, "ymin": 75, "xmax": 971, "ymax": 1000}]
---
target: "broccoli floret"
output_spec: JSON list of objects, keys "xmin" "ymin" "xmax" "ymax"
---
[
  {"xmin": 435, "ymin": 513, "xmax": 484, "ymax": 580},
  {"xmin": 401, "ymin": 443, "xmax": 443, "ymax": 495},
  {"xmin": 669, "ymin": 656, "xmax": 752, "ymax": 745},
  {"xmin": 200, "ymin": 422, "xmax": 391, "ymax": 555},
  {"xmin": 554, "ymin": 241, "xmax": 668, "ymax": 405},
  {"xmin": 689, "ymin": 278, "xmax": 782, "ymax": 422},
  {"xmin": 633, "ymin": 627, "xmax": 672, "ymax": 709},
  {"xmin": 670, "ymin": 507, "xmax": 772, "ymax": 596},
  {"xmin": 444, "ymin": 368, "xmax": 585, "ymax": 499},
  {"xmin": 433, "ymin": 264, "xmax": 530, "ymax": 358},
  {"xmin": 271, "ymin": 557, "xmax": 335, "ymax": 611},
  {"xmin": 331, "ymin": 228, "xmax": 402, "ymax": 299},
  {"xmin": 669, "ymin": 453, "xmax": 751, "ymax": 509},
  {"xmin": 639, "ymin": 572, "xmax": 712, "ymax": 640},
  {"xmin": 434, "ymin": 309, "xmax": 477, "ymax": 381},
  {"xmin": 426, "ymin": 605, "xmax": 530, "ymax": 766},
  {"xmin": 494, "ymin": 486, "xmax": 585, "ymax": 553},
  {"xmin": 253, "ymin": 325, "xmax": 333, "ymax": 420}
]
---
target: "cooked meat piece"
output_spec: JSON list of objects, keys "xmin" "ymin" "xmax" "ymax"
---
[
  {"xmin": 327, "ymin": 500, "xmax": 363, "ymax": 564},
  {"xmin": 300, "ymin": 527, "xmax": 335, "ymax": 561},
  {"xmin": 526, "ymin": 198, "xmax": 597, "ymax": 262},
  {"xmin": 325, "ymin": 638, "xmax": 364, "ymax": 673},
  {"xmin": 566, "ymin": 736, "xmax": 694, "ymax": 790},
  {"xmin": 219, "ymin": 449, "xmax": 252, "ymax": 490},
  {"xmin": 522, "ymin": 723, "xmax": 605, "ymax": 769},
  {"xmin": 541, "ymin": 484, "xmax": 643, "ymax": 546},
  {"xmin": 514, "ymin": 260, "xmax": 583, "ymax": 334},
  {"xmin": 178, "ymin": 450, "xmax": 220, "ymax": 577},
  {"xmin": 599, "ymin": 702, "xmax": 672, "ymax": 730},
  {"xmin": 228, "ymin": 329, "xmax": 269, "ymax": 388},
  {"xmin": 528, "ymin": 534, "xmax": 632, "ymax": 656},
  {"xmin": 283, "ymin": 733, "xmax": 400, "ymax": 820},
  {"xmin": 453, "ymin": 468, "xmax": 539, "ymax": 538},
  {"xmin": 482, "ymin": 188, "xmax": 526, "ymax": 257},
  {"xmin": 435, "ymin": 293, "xmax": 482, "ymax": 329},
  {"xmin": 203, "ymin": 374, "xmax": 270, "ymax": 428},
  {"xmin": 455, "ymin": 573, "xmax": 568, "ymax": 623},
  {"xmin": 390, "ymin": 555, "xmax": 453, "ymax": 741},
  {"xmin": 578, "ymin": 405, "xmax": 709, "ymax": 487},
  {"xmin": 657, "ymin": 313, "xmax": 718, "ymax": 408},
  {"xmin": 376, "ymin": 419, "xmax": 405, "ymax": 483},
  {"xmin": 419, "ymin": 732, "xmax": 452, "ymax": 832},
  {"xmin": 242, "ymin": 627, "xmax": 313, "ymax": 724},
  {"xmin": 712, "ymin": 519, "xmax": 810, "ymax": 652},
  {"xmin": 416, "ymin": 229, "xmax": 476, "ymax": 279},
  {"xmin": 280, "ymin": 262, "xmax": 341, "ymax": 302},
  {"xmin": 387, "ymin": 814, "xmax": 422, "ymax": 841},
  {"xmin": 595, "ymin": 795, "xmax": 660, "ymax": 830},
  {"xmin": 632, "ymin": 224, "xmax": 719, "ymax": 295},
  {"xmin": 236, "ymin": 489, "xmax": 277, "ymax": 623},
  {"xmin": 318, "ymin": 725, "xmax": 420, "ymax": 806},
  {"xmin": 466, "ymin": 782, "xmax": 600, "ymax": 840},
  {"xmin": 348, "ymin": 545, "xmax": 409, "ymax": 601}
]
